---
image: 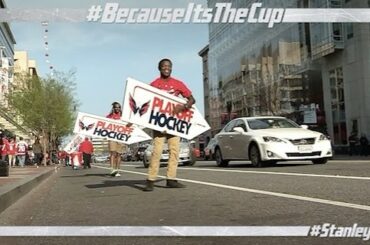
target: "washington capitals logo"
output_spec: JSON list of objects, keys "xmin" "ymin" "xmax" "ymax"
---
[
  {"xmin": 79, "ymin": 120, "xmax": 94, "ymax": 131},
  {"xmin": 129, "ymin": 94, "xmax": 150, "ymax": 116}
]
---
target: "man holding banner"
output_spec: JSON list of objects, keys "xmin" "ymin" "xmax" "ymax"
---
[{"xmin": 143, "ymin": 58, "xmax": 195, "ymax": 191}]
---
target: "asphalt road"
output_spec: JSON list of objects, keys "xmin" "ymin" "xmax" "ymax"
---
[{"xmin": 1, "ymin": 159, "xmax": 370, "ymax": 244}]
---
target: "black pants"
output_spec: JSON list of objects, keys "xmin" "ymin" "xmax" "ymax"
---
[
  {"xmin": 34, "ymin": 153, "xmax": 43, "ymax": 164},
  {"xmin": 83, "ymin": 153, "xmax": 92, "ymax": 168}
]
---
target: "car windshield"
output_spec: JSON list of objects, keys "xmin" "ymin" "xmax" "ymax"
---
[{"xmin": 247, "ymin": 118, "xmax": 299, "ymax": 130}]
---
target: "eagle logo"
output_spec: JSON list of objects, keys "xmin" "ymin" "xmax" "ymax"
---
[
  {"xmin": 129, "ymin": 94, "xmax": 150, "ymax": 116},
  {"xmin": 79, "ymin": 120, "xmax": 94, "ymax": 131}
]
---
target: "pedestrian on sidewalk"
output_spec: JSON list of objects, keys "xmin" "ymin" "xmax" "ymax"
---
[
  {"xmin": 6, "ymin": 137, "xmax": 16, "ymax": 167},
  {"xmin": 360, "ymin": 134, "xmax": 369, "ymax": 156},
  {"xmin": 78, "ymin": 137, "xmax": 94, "ymax": 169},
  {"xmin": 143, "ymin": 58, "xmax": 195, "ymax": 191},
  {"xmin": 348, "ymin": 132, "xmax": 359, "ymax": 156},
  {"xmin": 0, "ymin": 135, "xmax": 8, "ymax": 162},
  {"xmin": 16, "ymin": 137, "xmax": 28, "ymax": 168},
  {"xmin": 32, "ymin": 138, "xmax": 43, "ymax": 166}
]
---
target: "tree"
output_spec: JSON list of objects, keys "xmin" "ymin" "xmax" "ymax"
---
[{"xmin": 7, "ymin": 71, "xmax": 78, "ymax": 165}]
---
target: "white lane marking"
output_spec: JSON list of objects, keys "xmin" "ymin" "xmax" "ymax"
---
[
  {"xmin": 115, "ymin": 163, "xmax": 370, "ymax": 181},
  {"xmin": 174, "ymin": 167, "xmax": 370, "ymax": 181},
  {"xmin": 330, "ymin": 160, "xmax": 370, "ymax": 163},
  {"xmin": 94, "ymin": 165, "xmax": 370, "ymax": 211}
]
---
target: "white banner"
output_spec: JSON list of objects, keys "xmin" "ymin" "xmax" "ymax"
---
[
  {"xmin": 63, "ymin": 134, "xmax": 84, "ymax": 154},
  {"xmin": 73, "ymin": 112, "xmax": 152, "ymax": 145},
  {"xmin": 121, "ymin": 77, "xmax": 210, "ymax": 140}
]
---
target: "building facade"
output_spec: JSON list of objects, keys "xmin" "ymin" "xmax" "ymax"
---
[
  {"xmin": 0, "ymin": 0, "xmax": 37, "ymax": 140},
  {"xmin": 202, "ymin": 0, "xmax": 370, "ymax": 147}
]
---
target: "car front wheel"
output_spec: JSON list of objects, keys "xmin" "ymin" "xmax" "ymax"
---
[
  {"xmin": 249, "ymin": 144, "xmax": 265, "ymax": 168},
  {"xmin": 215, "ymin": 148, "xmax": 229, "ymax": 167}
]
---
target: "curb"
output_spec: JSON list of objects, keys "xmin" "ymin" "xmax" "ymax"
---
[{"xmin": 0, "ymin": 168, "xmax": 55, "ymax": 214}]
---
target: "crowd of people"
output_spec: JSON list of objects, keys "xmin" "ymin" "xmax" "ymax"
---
[
  {"xmin": 0, "ymin": 133, "xmax": 95, "ymax": 170},
  {"xmin": 0, "ymin": 135, "xmax": 35, "ymax": 167}
]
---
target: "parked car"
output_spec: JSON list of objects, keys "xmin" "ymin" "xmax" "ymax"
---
[
  {"xmin": 143, "ymin": 139, "xmax": 196, "ymax": 168},
  {"xmin": 121, "ymin": 151, "xmax": 133, "ymax": 161},
  {"xmin": 93, "ymin": 153, "xmax": 110, "ymax": 163},
  {"xmin": 214, "ymin": 116, "xmax": 333, "ymax": 167},
  {"xmin": 134, "ymin": 146, "xmax": 148, "ymax": 161},
  {"xmin": 204, "ymin": 138, "xmax": 218, "ymax": 160}
]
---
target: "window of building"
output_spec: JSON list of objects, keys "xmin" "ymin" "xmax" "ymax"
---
[
  {"xmin": 330, "ymin": 67, "xmax": 347, "ymax": 145},
  {"xmin": 332, "ymin": 23, "xmax": 343, "ymax": 41},
  {"xmin": 330, "ymin": 0, "xmax": 342, "ymax": 8},
  {"xmin": 346, "ymin": 23, "xmax": 354, "ymax": 39}
]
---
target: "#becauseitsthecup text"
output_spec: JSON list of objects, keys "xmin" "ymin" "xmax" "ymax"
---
[
  {"xmin": 89, "ymin": 2, "xmax": 285, "ymax": 28},
  {"xmin": 148, "ymin": 97, "xmax": 194, "ymax": 135}
]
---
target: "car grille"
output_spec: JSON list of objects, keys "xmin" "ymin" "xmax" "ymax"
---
[
  {"xmin": 286, "ymin": 151, "xmax": 321, "ymax": 157},
  {"xmin": 289, "ymin": 138, "xmax": 316, "ymax": 145}
]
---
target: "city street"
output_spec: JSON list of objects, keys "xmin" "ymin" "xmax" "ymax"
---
[{"xmin": 1, "ymin": 159, "xmax": 370, "ymax": 244}]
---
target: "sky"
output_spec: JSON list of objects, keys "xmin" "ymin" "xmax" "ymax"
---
[{"xmin": 7, "ymin": 0, "xmax": 208, "ymax": 117}]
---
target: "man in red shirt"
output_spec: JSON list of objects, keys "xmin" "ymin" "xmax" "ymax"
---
[
  {"xmin": 143, "ymin": 58, "xmax": 195, "ymax": 191},
  {"xmin": 78, "ymin": 137, "xmax": 94, "ymax": 169}
]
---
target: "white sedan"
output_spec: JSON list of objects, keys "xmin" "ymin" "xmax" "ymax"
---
[
  {"xmin": 143, "ymin": 139, "xmax": 196, "ymax": 168},
  {"xmin": 214, "ymin": 116, "xmax": 332, "ymax": 167}
]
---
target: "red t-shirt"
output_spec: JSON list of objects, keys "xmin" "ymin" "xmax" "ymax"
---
[
  {"xmin": 79, "ymin": 140, "xmax": 94, "ymax": 154},
  {"xmin": 7, "ymin": 142, "xmax": 16, "ymax": 155},
  {"xmin": 106, "ymin": 112, "xmax": 121, "ymax": 120},
  {"xmin": 1, "ymin": 138, "xmax": 8, "ymax": 156},
  {"xmin": 150, "ymin": 77, "xmax": 192, "ymax": 98}
]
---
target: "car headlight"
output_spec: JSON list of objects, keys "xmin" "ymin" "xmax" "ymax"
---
[
  {"xmin": 263, "ymin": 136, "xmax": 285, "ymax": 143},
  {"xmin": 318, "ymin": 134, "xmax": 328, "ymax": 141}
]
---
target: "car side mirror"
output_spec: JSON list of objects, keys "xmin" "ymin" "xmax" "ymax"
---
[
  {"xmin": 301, "ymin": 125, "xmax": 308, "ymax": 129},
  {"xmin": 233, "ymin": 127, "xmax": 245, "ymax": 133}
]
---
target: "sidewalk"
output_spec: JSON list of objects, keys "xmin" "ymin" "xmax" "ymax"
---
[{"xmin": 0, "ymin": 166, "xmax": 55, "ymax": 214}]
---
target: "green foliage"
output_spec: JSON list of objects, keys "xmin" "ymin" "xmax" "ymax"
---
[{"xmin": 7, "ymin": 71, "xmax": 79, "ymax": 142}]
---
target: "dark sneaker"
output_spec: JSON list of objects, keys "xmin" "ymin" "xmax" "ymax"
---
[
  {"xmin": 166, "ymin": 179, "xmax": 186, "ymax": 188},
  {"xmin": 143, "ymin": 180, "xmax": 154, "ymax": 192}
]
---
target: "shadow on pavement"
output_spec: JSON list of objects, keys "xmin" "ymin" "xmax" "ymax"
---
[
  {"xmin": 85, "ymin": 179, "xmax": 165, "ymax": 191},
  {"xmin": 60, "ymin": 173, "xmax": 111, "ymax": 178}
]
